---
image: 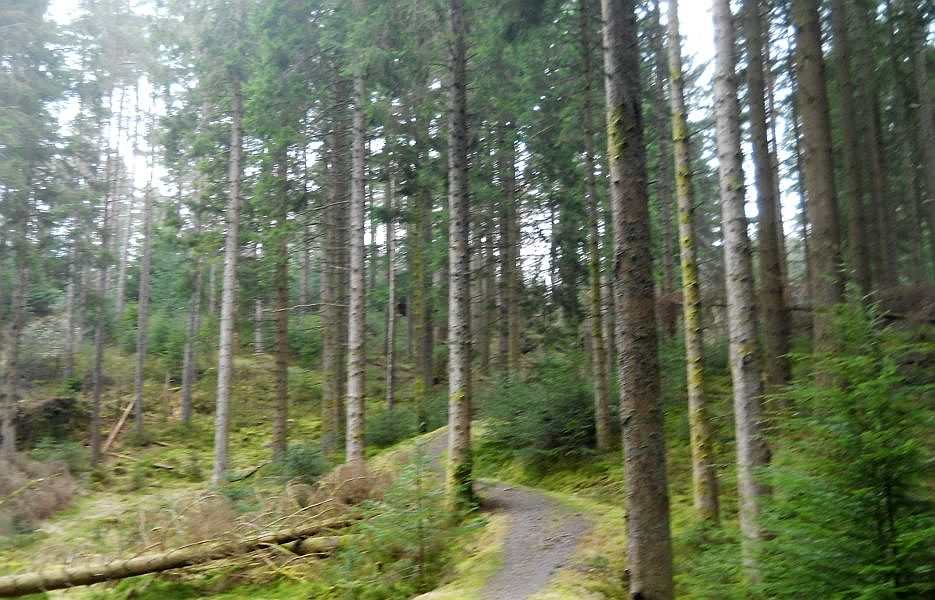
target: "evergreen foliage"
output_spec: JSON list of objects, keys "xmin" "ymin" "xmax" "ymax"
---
[{"xmin": 754, "ymin": 302, "xmax": 935, "ymax": 598}]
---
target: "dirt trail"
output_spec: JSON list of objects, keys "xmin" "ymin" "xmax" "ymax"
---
[
  {"xmin": 421, "ymin": 428, "xmax": 592, "ymax": 599},
  {"xmin": 477, "ymin": 480, "xmax": 590, "ymax": 600}
]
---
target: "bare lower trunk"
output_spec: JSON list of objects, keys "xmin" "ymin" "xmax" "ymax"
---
[
  {"xmin": 385, "ymin": 176, "xmax": 397, "ymax": 411},
  {"xmin": 498, "ymin": 126, "xmax": 522, "ymax": 373},
  {"xmin": 321, "ymin": 74, "xmax": 351, "ymax": 457},
  {"xmin": 345, "ymin": 69, "xmax": 367, "ymax": 464},
  {"xmin": 648, "ymin": 0, "xmax": 675, "ymax": 299},
  {"xmin": 446, "ymin": 0, "xmax": 473, "ymax": 512},
  {"xmin": 273, "ymin": 159, "xmax": 290, "ymax": 460},
  {"xmin": 744, "ymin": 0, "xmax": 791, "ymax": 391},
  {"xmin": 63, "ymin": 254, "xmax": 78, "ymax": 381},
  {"xmin": 2, "ymin": 264, "xmax": 27, "ymax": 455},
  {"xmin": 830, "ymin": 0, "xmax": 872, "ymax": 294},
  {"xmin": 115, "ymin": 192, "xmax": 134, "ymax": 316},
  {"xmin": 667, "ymin": 0, "xmax": 719, "ymax": 524},
  {"xmin": 601, "ymin": 0, "xmax": 673, "ymax": 596},
  {"xmin": 212, "ymin": 83, "xmax": 244, "ymax": 485},
  {"xmin": 714, "ymin": 0, "xmax": 770, "ymax": 579},
  {"xmin": 794, "ymin": 0, "xmax": 845, "ymax": 352},
  {"xmin": 911, "ymin": 12, "xmax": 935, "ymax": 269},
  {"xmin": 581, "ymin": 0, "xmax": 611, "ymax": 451},
  {"xmin": 181, "ymin": 265, "xmax": 203, "ymax": 425},
  {"xmin": 133, "ymin": 188, "xmax": 153, "ymax": 437},
  {"xmin": 412, "ymin": 189, "xmax": 433, "ymax": 433},
  {"xmin": 254, "ymin": 299, "xmax": 264, "ymax": 355}
]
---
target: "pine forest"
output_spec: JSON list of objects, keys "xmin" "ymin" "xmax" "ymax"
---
[{"xmin": 0, "ymin": 0, "xmax": 933, "ymax": 598}]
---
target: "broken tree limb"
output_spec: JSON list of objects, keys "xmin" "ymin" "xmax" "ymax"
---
[
  {"xmin": 102, "ymin": 398, "xmax": 135, "ymax": 454},
  {"xmin": 0, "ymin": 516, "xmax": 355, "ymax": 597}
]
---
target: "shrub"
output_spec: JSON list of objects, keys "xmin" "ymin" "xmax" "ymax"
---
[
  {"xmin": 478, "ymin": 352, "xmax": 596, "ymax": 475},
  {"xmin": 753, "ymin": 302, "xmax": 935, "ymax": 599},
  {"xmin": 366, "ymin": 406, "xmax": 419, "ymax": 449},
  {"xmin": 330, "ymin": 452, "xmax": 470, "ymax": 598},
  {"xmin": 29, "ymin": 438, "xmax": 89, "ymax": 473},
  {"xmin": 276, "ymin": 444, "xmax": 329, "ymax": 485}
]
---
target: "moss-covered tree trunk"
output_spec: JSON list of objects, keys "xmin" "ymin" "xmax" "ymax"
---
[
  {"xmin": 666, "ymin": 0, "xmax": 719, "ymax": 525},
  {"xmin": 446, "ymin": 0, "xmax": 473, "ymax": 512},
  {"xmin": 600, "ymin": 0, "xmax": 673, "ymax": 596}
]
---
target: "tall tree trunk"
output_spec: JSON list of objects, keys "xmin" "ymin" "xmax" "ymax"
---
[
  {"xmin": 580, "ymin": 0, "xmax": 611, "ymax": 451},
  {"xmin": 499, "ymin": 125, "xmax": 522, "ymax": 373},
  {"xmin": 254, "ymin": 298, "xmax": 264, "ymax": 355},
  {"xmin": 830, "ymin": 0, "xmax": 872, "ymax": 294},
  {"xmin": 411, "ymin": 187, "xmax": 433, "ymax": 433},
  {"xmin": 321, "ymin": 74, "xmax": 351, "ymax": 456},
  {"xmin": 2, "ymin": 250, "xmax": 27, "ymax": 455},
  {"xmin": 90, "ymin": 150, "xmax": 113, "ymax": 467},
  {"xmin": 600, "ymin": 0, "xmax": 673, "ymax": 597},
  {"xmin": 713, "ymin": 0, "xmax": 770, "ymax": 579},
  {"xmin": 273, "ymin": 158, "xmax": 290, "ymax": 460},
  {"xmin": 212, "ymin": 82, "xmax": 244, "ymax": 485},
  {"xmin": 850, "ymin": 4, "xmax": 896, "ymax": 288},
  {"xmin": 385, "ymin": 175, "xmax": 397, "ymax": 411},
  {"xmin": 345, "ymin": 63, "xmax": 367, "ymax": 464},
  {"xmin": 762, "ymin": 22, "xmax": 790, "ymax": 284},
  {"xmin": 790, "ymin": 87, "xmax": 813, "ymax": 303},
  {"xmin": 667, "ymin": 0, "xmax": 719, "ymax": 525},
  {"xmin": 114, "ymin": 193, "xmax": 134, "ymax": 317},
  {"xmin": 648, "ymin": 0, "xmax": 676, "ymax": 299},
  {"xmin": 793, "ymin": 0, "xmax": 845, "ymax": 353},
  {"xmin": 446, "ymin": 0, "xmax": 473, "ymax": 512},
  {"xmin": 207, "ymin": 262, "xmax": 217, "ymax": 318},
  {"xmin": 300, "ymin": 217, "xmax": 312, "ymax": 315},
  {"xmin": 181, "ymin": 263, "xmax": 203, "ymax": 425},
  {"xmin": 63, "ymin": 249, "xmax": 78, "ymax": 381},
  {"xmin": 910, "ymin": 7, "xmax": 935, "ymax": 270},
  {"xmin": 133, "ymin": 186, "xmax": 153, "ymax": 437},
  {"xmin": 744, "ymin": 0, "xmax": 791, "ymax": 391}
]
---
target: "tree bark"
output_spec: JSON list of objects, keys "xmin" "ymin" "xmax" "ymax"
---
[
  {"xmin": 793, "ymin": 0, "xmax": 845, "ymax": 353},
  {"xmin": 2, "ymin": 251, "xmax": 27, "ymax": 455},
  {"xmin": 744, "ymin": 0, "xmax": 791, "ymax": 391},
  {"xmin": 133, "ymin": 185, "xmax": 153, "ymax": 437},
  {"xmin": 254, "ymin": 298, "xmax": 264, "ymax": 355},
  {"xmin": 829, "ymin": 0, "xmax": 872, "ymax": 294},
  {"xmin": 212, "ymin": 82, "xmax": 244, "ymax": 485},
  {"xmin": 181, "ymin": 263, "xmax": 203, "ymax": 425},
  {"xmin": 713, "ymin": 0, "xmax": 770, "ymax": 579},
  {"xmin": 321, "ymin": 73, "xmax": 351, "ymax": 457},
  {"xmin": 580, "ymin": 0, "xmax": 611, "ymax": 451},
  {"xmin": 600, "ymin": 0, "xmax": 673, "ymax": 596},
  {"xmin": 385, "ymin": 175, "xmax": 397, "ymax": 411},
  {"xmin": 446, "ymin": 0, "xmax": 473, "ymax": 512},
  {"xmin": 345, "ymin": 63, "xmax": 367, "ymax": 464},
  {"xmin": 850, "ymin": 3, "xmax": 896, "ymax": 288},
  {"xmin": 910, "ymin": 4, "xmax": 935, "ymax": 270},
  {"xmin": 648, "ymin": 0, "xmax": 676, "ymax": 299},
  {"xmin": 666, "ymin": 0, "xmax": 719, "ymax": 525},
  {"xmin": 273, "ymin": 157, "xmax": 290, "ymax": 460}
]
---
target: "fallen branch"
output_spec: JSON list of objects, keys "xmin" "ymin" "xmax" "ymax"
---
[
  {"xmin": 102, "ymin": 398, "xmax": 135, "ymax": 454},
  {"xmin": 0, "ymin": 516, "xmax": 355, "ymax": 597}
]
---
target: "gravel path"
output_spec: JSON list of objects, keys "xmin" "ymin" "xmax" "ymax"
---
[
  {"xmin": 420, "ymin": 428, "xmax": 591, "ymax": 599},
  {"xmin": 477, "ymin": 480, "xmax": 590, "ymax": 600}
]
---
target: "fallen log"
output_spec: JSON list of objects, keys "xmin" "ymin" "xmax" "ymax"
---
[{"xmin": 0, "ymin": 516, "xmax": 355, "ymax": 597}]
